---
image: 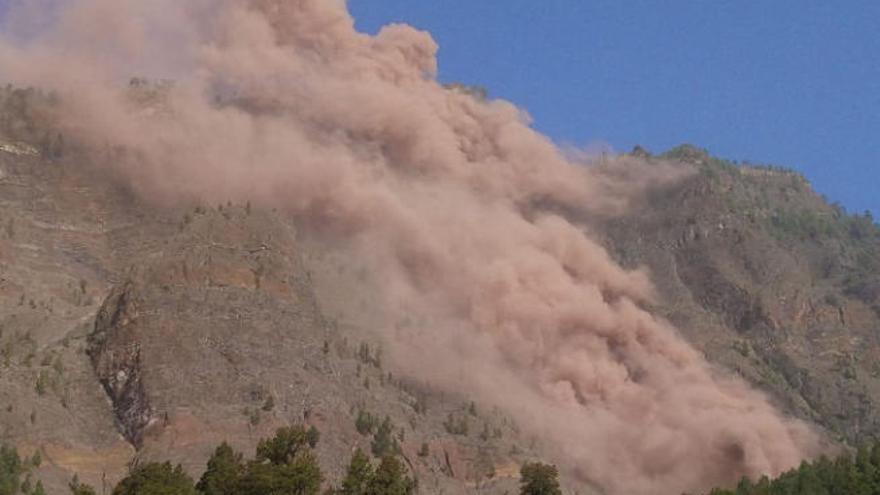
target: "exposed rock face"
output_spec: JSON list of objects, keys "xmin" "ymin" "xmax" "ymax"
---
[{"xmin": 88, "ymin": 283, "xmax": 151, "ymax": 448}]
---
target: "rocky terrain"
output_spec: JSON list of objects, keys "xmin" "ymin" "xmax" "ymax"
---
[
  {"xmin": 1, "ymin": 86, "xmax": 879, "ymax": 494},
  {"xmin": 601, "ymin": 145, "xmax": 880, "ymax": 443},
  {"xmin": 0, "ymin": 87, "xmax": 532, "ymax": 494}
]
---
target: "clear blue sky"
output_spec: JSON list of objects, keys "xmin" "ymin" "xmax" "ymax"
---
[
  {"xmin": 350, "ymin": 1, "xmax": 880, "ymax": 217},
  {"xmin": 1, "ymin": 2, "xmax": 877, "ymax": 216}
]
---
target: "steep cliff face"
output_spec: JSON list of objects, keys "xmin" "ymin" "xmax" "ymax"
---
[
  {"xmin": 599, "ymin": 145, "xmax": 880, "ymax": 442},
  {"xmin": 88, "ymin": 283, "xmax": 151, "ymax": 448}
]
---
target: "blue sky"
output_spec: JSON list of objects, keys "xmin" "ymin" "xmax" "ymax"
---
[
  {"xmin": 1, "ymin": 2, "xmax": 877, "ymax": 216},
  {"xmin": 349, "ymin": 1, "xmax": 880, "ymax": 217}
]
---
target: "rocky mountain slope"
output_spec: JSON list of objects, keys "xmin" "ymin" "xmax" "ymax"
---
[
  {"xmin": 601, "ymin": 145, "xmax": 880, "ymax": 443},
  {"xmin": 2, "ymin": 86, "xmax": 879, "ymax": 494},
  {"xmin": 0, "ymin": 87, "xmax": 532, "ymax": 495}
]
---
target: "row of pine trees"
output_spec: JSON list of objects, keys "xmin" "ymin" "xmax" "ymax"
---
[
  {"xmin": 14, "ymin": 427, "xmax": 880, "ymax": 495},
  {"xmin": 2, "ymin": 425, "xmax": 564, "ymax": 495}
]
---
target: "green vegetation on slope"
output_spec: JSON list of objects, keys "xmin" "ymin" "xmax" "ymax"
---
[
  {"xmin": 701, "ymin": 442, "xmax": 880, "ymax": 495},
  {"xmin": 610, "ymin": 143, "xmax": 880, "ymax": 442},
  {"xmin": 660, "ymin": 144, "xmax": 880, "ymax": 316},
  {"xmin": 519, "ymin": 462, "xmax": 563, "ymax": 495},
  {"xmin": 62, "ymin": 425, "xmax": 416, "ymax": 495},
  {"xmin": 1, "ymin": 432, "xmax": 568, "ymax": 495},
  {"xmin": 0, "ymin": 445, "xmax": 45, "ymax": 495}
]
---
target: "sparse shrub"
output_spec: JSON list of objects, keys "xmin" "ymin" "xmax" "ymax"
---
[
  {"xmin": 480, "ymin": 423, "xmax": 490, "ymax": 442},
  {"xmin": 373, "ymin": 347, "xmax": 382, "ymax": 370},
  {"xmin": 261, "ymin": 395, "xmax": 275, "ymax": 412},
  {"xmin": 732, "ymin": 340, "xmax": 750, "ymax": 358},
  {"xmin": 21, "ymin": 479, "xmax": 45, "ymax": 495},
  {"xmin": 355, "ymin": 410, "xmax": 378, "ymax": 436},
  {"xmin": 444, "ymin": 82, "xmax": 488, "ymax": 102},
  {"xmin": 357, "ymin": 342, "xmax": 382, "ymax": 368},
  {"xmin": 371, "ymin": 417, "xmax": 397, "ymax": 458},
  {"xmin": 35, "ymin": 371, "xmax": 50, "ymax": 396},
  {"xmin": 443, "ymin": 413, "xmax": 468, "ymax": 436},
  {"xmin": 69, "ymin": 475, "xmax": 98, "ymax": 495},
  {"xmin": 52, "ymin": 357, "xmax": 63, "ymax": 376},
  {"xmin": 244, "ymin": 407, "xmax": 260, "ymax": 426},
  {"xmin": 412, "ymin": 394, "xmax": 427, "ymax": 415},
  {"xmin": 306, "ymin": 426, "xmax": 320, "ymax": 449}
]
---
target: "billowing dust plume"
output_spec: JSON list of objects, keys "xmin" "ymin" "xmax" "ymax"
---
[{"xmin": 0, "ymin": 1, "xmax": 820, "ymax": 493}]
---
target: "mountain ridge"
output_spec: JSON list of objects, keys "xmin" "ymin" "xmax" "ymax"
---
[{"xmin": 2, "ymin": 84, "xmax": 878, "ymax": 494}]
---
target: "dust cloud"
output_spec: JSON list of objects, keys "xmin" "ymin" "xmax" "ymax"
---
[{"xmin": 0, "ymin": 1, "xmax": 820, "ymax": 493}]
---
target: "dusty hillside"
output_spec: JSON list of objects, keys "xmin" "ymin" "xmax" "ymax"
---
[
  {"xmin": 5, "ymin": 78, "xmax": 880, "ymax": 495},
  {"xmin": 0, "ymin": 87, "xmax": 536, "ymax": 495},
  {"xmin": 600, "ymin": 145, "xmax": 880, "ymax": 443},
  {"xmin": 0, "ymin": 2, "xmax": 830, "ymax": 493}
]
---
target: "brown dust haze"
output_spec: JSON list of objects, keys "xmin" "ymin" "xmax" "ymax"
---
[{"xmin": 0, "ymin": 1, "xmax": 822, "ymax": 493}]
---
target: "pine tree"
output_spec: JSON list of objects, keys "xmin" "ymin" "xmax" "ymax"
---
[
  {"xmin": 519, "ymin": 462, "xmax": 562, "ymax": 495},
  {"xmin": 367, "ymin": 456, "xmax": 415, "ymax": 495},
  {"xmin": 196, "ymin": 442, "xmax": 244, "ymax": 495},
  {"xmin": 237, "ymin": 454, "xmax": 322, "ymax": 495},
  {"xmin": 256, "ymin": 426, "xmax": 313, "ymax": 466},
  {"xmin": 796, "ymin": 460, "xmax": 829, "ymax": 495},
  {"xmin": 0, "ymin": 445, "xmax": 23, "ymax": 495},
  {"xmin": 371, "ymin": 417, "xmax": 396, "ymax": 458},
  {"xmin": 68, "ymin": 475, "xmax": 98, "ymax": 495},
  {"xmin": 239, "ymin": 427, "xmax": 323, "ymax": 495},
  {"xmin": 112, "ymin": 462, "xmax": 197, "ymax": 495},
  {"xmin": 339, "ymin": 449, "xmax": 373, "ymax": 495}
]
